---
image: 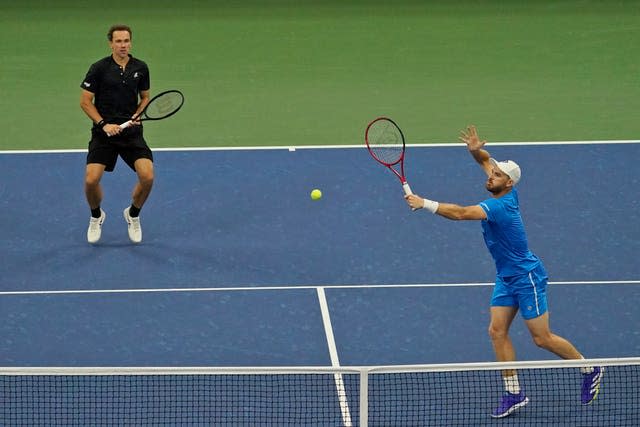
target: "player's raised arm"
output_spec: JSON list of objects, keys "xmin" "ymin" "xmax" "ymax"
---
[{"xmin": 460, "ymin": 125, "xmax": 492, "ymax": 177}]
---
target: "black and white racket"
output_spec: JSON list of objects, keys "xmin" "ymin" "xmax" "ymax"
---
[{"xmin": 119, "ymin": 90, "xmax": 184, "ymax": 129}]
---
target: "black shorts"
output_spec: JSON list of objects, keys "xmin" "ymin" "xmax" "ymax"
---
[{"xmin": 87, "ymin": 126, "xmax": 153, "ymax": 172}]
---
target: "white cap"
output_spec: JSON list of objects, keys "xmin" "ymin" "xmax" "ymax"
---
[{"xmin": 489, "ymin": 158, "xmax": 521, "ymax": 185}]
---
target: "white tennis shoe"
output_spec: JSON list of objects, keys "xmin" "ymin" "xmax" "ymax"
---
[
  {"xmin": 87, "ymin": 209, "xmax": 106, "ymax": 244},
  {"xmin": 123, "ymin": 207, "xmax": 142, "ymax": 243}
]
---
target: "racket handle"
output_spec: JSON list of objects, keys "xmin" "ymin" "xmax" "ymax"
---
[
  {"xmin": 119, "ymin": 120, "xmax": 133, "ymax": 130},
  {"xmin": 402, "ymin": 183, "xmax": 417, "ymax": 211}
]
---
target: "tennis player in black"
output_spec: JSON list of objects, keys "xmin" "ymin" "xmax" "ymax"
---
[{"xmin": 80, "ymin": 24, "xmax": 153, "ymax": 244}]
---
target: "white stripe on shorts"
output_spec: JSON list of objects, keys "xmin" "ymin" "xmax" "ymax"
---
[{"xmin": 528, "ymin": 271, "xmax": 541, "ymax": 316}]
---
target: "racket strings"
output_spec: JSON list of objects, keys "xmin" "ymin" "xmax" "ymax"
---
[
  {"xmin": 145, "ymin": 92, "xmax": 183, "ymax": 119},
  {"xmin": 368, "ymin": 121, "xmax": 403, "ymax": 165}
]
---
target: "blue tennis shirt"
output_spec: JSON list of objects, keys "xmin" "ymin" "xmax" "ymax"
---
[{"xmin": 479, "ymin": 187, "xmax": 540, "ymax": 277}]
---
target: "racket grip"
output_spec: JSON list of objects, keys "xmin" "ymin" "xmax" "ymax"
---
[
  {"xmin": 119, "ymin": 120, "xmax": 133, "ymax": 130},
  {"xmin": 402, "ymin": 183, "xmax": 417, "ymax": 211}
]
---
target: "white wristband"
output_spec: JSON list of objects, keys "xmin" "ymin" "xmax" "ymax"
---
[{"xmin": 423, "ymin": 198, "xmax": 439, "ymax": 214}]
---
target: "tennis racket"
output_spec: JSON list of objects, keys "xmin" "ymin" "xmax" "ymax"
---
[
  {"xmin": 119, "ymin": 90, "xmax": 184, "ymax": 129},
  {"xmin": 365, "ymin": 117, "xmax": 414, "ymax": 197}
]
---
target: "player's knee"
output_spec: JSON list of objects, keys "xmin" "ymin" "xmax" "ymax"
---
[
  {"xmin": 85, "ymin": 174, "xmax": 100, "ymax": 189},
  {"xmin": 488, "ymin": 324, "xmax": 507, "ymax": 341},
  {"xmin": 138, "ymin": 167, "xmax": 154, "ymax": 185},
  {"xmin": 137, "ymin": 170, "xmax": 154, "ymax": 188},
  {"xmin": 140, "ymin": 173, "xmax": 154, "ymax": 187},
  {"xmin": 531, "ymin": 333, "xmax": 552, "ymax": 349}
]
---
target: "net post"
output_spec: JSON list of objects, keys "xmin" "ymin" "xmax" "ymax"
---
[{"xmin": 359, "ymin": 368, "xmax": 368, "ymax": 427}]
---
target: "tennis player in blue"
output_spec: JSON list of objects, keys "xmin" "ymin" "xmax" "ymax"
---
[{"xmin": 405, "ymin": 125, "xmax": 603, "ymax": 418}]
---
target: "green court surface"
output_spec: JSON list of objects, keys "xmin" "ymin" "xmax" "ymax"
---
[{"xmin": 1, "ymin": 0, "xmax": 638, "ymax": 150}]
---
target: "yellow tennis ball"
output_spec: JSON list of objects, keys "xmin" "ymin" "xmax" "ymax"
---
[{"xmin": 310, "ymin": 189, "xmax": 322, "ymax": 200}]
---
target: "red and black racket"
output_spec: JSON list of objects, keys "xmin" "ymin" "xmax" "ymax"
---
[{"xmin": 365, "ymin": 117, "xmax": 414, "ymax": 196}]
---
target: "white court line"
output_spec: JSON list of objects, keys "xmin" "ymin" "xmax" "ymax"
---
[
  {"xmin": 0, "ymin": 139, "xmax": 638, "ymax": 155},
  {"xmin": 317, "ymin": 288, "xmax": 342, "ymax": 368},
  {"xmin": 317, "ymin": 287, "xmax": 353, "ymax": 426},
  {"xmin": 0, "ymin": 280, "xmax": 638, "ymax": 296}
]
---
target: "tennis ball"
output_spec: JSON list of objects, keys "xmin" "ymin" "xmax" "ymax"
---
[{"xmin": 310, "ymin": 189, "xmax": 322, "ymax": 200}]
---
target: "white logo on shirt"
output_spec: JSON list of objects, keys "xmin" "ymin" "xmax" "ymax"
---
[
  {"xmin": 83, "ymin": 81, "xmax": 91, "ymax": 87},
  {"xmin": 133, "ymin": 72, "xmax": 139, "ymax": 78}
]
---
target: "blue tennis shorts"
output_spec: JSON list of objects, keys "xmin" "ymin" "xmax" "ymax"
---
[{"xmin": 491, "ymin": 263, "xmax": 548, "ymax": 320}]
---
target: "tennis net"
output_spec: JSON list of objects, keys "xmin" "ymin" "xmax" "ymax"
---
[{"xmin": 1, "ymin": 358, "xmax": 638, "ymax": 426}]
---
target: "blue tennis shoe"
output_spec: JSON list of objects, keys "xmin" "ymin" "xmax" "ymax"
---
[
  {"xmin": 491, "ymin": 391, "xmax": 529, "ymax": 418},
  {"xmin": 581, "ymin": 366, "xmax": 604, "ymax": 405}
]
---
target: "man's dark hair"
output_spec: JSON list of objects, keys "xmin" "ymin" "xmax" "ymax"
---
[{"xmin": 107, "ymin": 24, "xmax": 132, "ymax": 41}]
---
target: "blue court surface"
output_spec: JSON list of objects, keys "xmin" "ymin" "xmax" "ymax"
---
[{"xmin": 1, "ymin": 142, "xmax": 638, "ymax": 369}]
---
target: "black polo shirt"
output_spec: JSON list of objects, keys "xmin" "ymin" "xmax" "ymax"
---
[{"xmin": 81, "ymin": 55, "xmax": 150, "ymax": 125}]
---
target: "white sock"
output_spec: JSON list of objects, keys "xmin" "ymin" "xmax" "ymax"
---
[
  {"xmin": 579, "ymin": 356, "xmax": 594, "ymax": 374},
  {"xmin": 503, "ymin": 374, "xmax": 521, "ymax": 394}
]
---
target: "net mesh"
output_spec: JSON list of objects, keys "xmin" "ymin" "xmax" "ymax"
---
[
  {"xmin": 1, "ymin": 373, "xmax": 357, "ymax": 426},
  {"xmin": 369, "ymin": 364, "xmax": 637, "ymax": 426},
  {"xmin": 366, "ymin": 119, "xmax": 404, "ymax": 165},
  {"xmin": 1, "ymin": 358, "xmax": 638, "ymax": 426}
]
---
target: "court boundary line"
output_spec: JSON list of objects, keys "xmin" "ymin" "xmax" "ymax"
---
[
  {"xmin": 317, "ymin": 288, "xmax": 342, "ymax": 367},
  {"xmin": 1, "ymin": 280, "xmax": 638, "ymax": 296},
  {"xmin": 317, "ymin": 287, "xmax": 353, "ymax": 426},
  {"xmin": 0, "ymin": 139, "xmax": 638, "ymax": 155}
]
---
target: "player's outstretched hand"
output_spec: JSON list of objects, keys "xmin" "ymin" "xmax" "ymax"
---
[{"xmin": 459, "ymin": 125, "xmax": 486, "ymax": 151}]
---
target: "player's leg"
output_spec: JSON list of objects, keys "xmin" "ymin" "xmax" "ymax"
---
[
  {"xmin": 525, "ymin": 309, "xmax": 604, "ymax": 404},
  {"xmin": 85, "ymin": 140, "xmax": 117, "ymax": 243},
  {"xmin": 85, "ymin": 139, "xmax": 118, "ymax": 209},
  {"xmin": 489, "ymin": 279, "xmax": 529, "ymax": 418},
  {"xmin": 524, "ymin": 312, "xmax": 582, "ymax": 359},
  {"xmin": 489, "ymin": 306, "xmax": 529, "ymax": 417},
  {"xmin": 516, "ymin": 265, "xmax": 581, "ymax": 358},
  {"xmin": 121, "ymin": 146, "xmax": 154, "ymax": 243},
  {"xmin": 85, "ymin": 163, "xmax": 106, "ymax": 210},
  {"xmin": 520, "ymin": 265, "xmax": 603, "ymax": 405},
  {"xmin": 131, "ymin": 157, "xmax": 154, "ymax": 209},
  {"xmin": 489, "ymin": 276, "xmax": 520, "ymax": 367},
  {"xmin": 489, "ymin": 306, "xmax": 519, "ymax": 364},
  {"xmin": 85, "ymin": 164, "xmax": 107, "ymax": 244}
]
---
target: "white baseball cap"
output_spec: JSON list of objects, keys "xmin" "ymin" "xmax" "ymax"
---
[{"xmin": 489, "ymin": 158, "xmax": 521, "ymax": 185}]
